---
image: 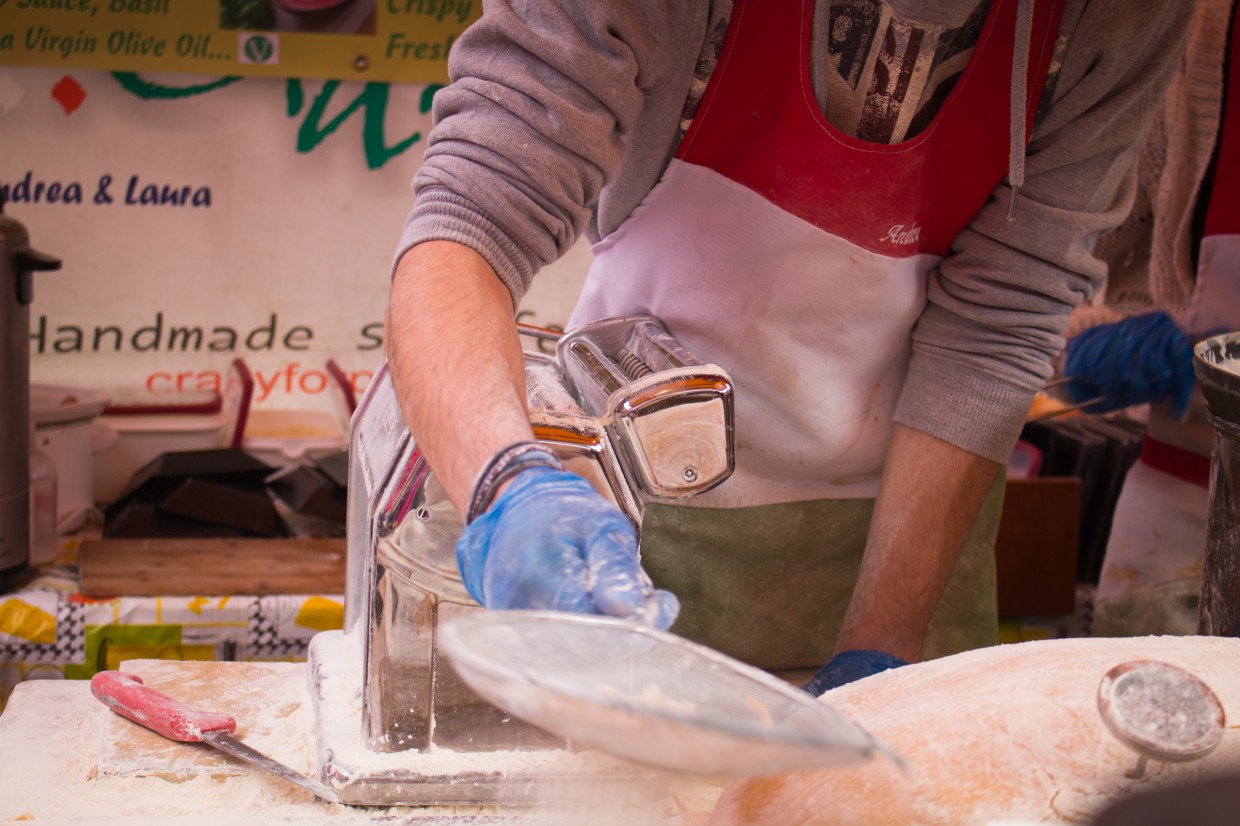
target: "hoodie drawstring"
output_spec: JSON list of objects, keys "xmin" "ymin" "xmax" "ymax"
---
[{"xmin": 1008, "ymin": 0, "xmax": 1035, "ymax": 220}]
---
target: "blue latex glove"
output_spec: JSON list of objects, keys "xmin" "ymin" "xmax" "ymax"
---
[
  {"xmin": 456, "ymin": 466, "xmax": 680, "ymax": 629},
  {"xmin": 1062, "ymin": 311, "xmax": 1196, "ymax": 418},
  {"xmin": 803, "ymin": 650, "xmax": 907, "ymax": 696}
]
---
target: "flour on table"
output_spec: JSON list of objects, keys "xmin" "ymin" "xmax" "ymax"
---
[{"xmin": 710, "ymin": 636, "xmax": 1240, "ymax": 826}]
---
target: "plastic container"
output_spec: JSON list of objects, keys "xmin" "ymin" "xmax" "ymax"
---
[
  {"xmin": 29, "ymin": 436, "xmax": 57, "ymax": 565},
  {"xmin": 30, "ymin": 384, "xmax": 113, "ymax": 530},
  {"xmin": 93, "ymin": 403, "xmax": 235, "ymax": 506},
  {"xmin": 242, "ymin": 408, "xmax": 347, "ymax": 469},
  {"xmin": 93, "ymin": 360, "xmax": 253, "ymax": 506},
  {"xmin": 1007, "ymin": 439, "xmax": 1043, "ymax": 479}
]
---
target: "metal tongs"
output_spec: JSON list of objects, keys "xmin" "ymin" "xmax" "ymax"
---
[{"xmin": 1027, "ymin": 376, "xmax": 1107, "ymax": 423}]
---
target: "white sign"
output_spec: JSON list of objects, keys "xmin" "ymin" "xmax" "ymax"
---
[{"xmin": 3, "ymin": 66, "xmax": 588, "ymax": 415}]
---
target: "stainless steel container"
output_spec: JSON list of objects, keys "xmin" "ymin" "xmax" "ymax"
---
[
  {"xmin": 1193, "ymin": 331, "xmax": 1240, "ymax": 637},
  {"xmin": 0, "ymin": 215, "xmax": 60, "ymax": 592}
]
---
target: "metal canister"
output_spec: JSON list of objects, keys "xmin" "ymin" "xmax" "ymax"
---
[
  {"xmin": 0, "ymin": 215, "xmax": 60, "ymax": 592},
  {"xmin": 1193, "ymin": 331, "xmax": 1240, "ymax": 636}
]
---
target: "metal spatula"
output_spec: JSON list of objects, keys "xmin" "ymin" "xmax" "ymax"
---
[{"xmin": 437, "ymin": 610, "xmax": 903, "ymax": 778}]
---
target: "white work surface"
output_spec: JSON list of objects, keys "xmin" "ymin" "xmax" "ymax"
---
[{"xmin": 0, "ymin": 660, "xmax": 721, "ymax": 825}]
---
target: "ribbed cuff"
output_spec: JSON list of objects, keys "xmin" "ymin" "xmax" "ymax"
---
[
  {"xmin": 394, "ymin": 190, "xmax": 536, "ymax": 312},
  {"xmin": 895, "ymin": 352, "xmax": 1037, "ymax": 464}
]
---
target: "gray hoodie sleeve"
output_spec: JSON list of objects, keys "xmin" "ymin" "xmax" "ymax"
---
[
  {"xmin": 396, "ymin": 0, "xmax": 709, "ymax": 309},
  {"xmin": 895, "ymin": 0, "xmax": 1193, "ymax": 462}
]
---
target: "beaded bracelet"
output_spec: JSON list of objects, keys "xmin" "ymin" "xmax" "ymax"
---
[{"xmin": 465, "ymin": 441, "xmax": 564, "ymax": 524}]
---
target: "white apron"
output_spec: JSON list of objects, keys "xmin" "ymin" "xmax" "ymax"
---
[{"xmin": 569, "ymin": 0, "xmax": 1062, "ymax": 667}]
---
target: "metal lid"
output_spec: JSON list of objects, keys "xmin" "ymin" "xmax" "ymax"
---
[
  {"xmin": 438, "ymin": 610, "xmax": 903, "ymax": 778},
  {"xmin": 1097, "ymin": 660, "xmax": 1225, "ymax": 765},
  {"xmin": 30, "ymin": 384, "xmax": 112, "ymax": 427}
]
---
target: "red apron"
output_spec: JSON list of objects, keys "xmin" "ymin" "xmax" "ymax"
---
[
  {"xmin": 568, "ymin": 0, "xmax": 1062, "ymax": 667},
  {"xmin": 572, "ymin": 0, "xmax": 1063, "ymax": 506}
]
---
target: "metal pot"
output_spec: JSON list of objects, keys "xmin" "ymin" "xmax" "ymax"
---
[{"xmin": 1192, "ymin": 331, "xmax": 1240, "ymax": 636}]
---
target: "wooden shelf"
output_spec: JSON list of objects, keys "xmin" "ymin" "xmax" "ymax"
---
[{"xmin": 78, "ymin": 537, "xmax": 346, "ymax": 597}]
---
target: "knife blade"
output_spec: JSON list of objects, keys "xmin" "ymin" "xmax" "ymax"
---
[{"xmin": 90, "ymin": 669, "xmax": 340, "ymax": 804}]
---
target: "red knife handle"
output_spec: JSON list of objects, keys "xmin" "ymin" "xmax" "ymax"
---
[{"xmin": 90, "ymin": 670, "xmax": 237, "ymax": 743}]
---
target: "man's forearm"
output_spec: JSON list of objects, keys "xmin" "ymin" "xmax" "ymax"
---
[
  {"xmin": 384, "ymin": 240, "xmax": 535, "ymax": 514},
  {"xmin": 835, "ymin": 424, "xmax": 1001, "ymax": 662}
]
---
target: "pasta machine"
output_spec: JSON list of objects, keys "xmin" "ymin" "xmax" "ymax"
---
[{"xmin": 306, "ymin": 315, "xmax": 734, "ymax": 805}]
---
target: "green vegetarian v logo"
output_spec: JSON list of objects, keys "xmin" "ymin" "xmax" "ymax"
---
[{"xmin": 243, "ymin": 35, "xmax": 275, "ymax": 64}]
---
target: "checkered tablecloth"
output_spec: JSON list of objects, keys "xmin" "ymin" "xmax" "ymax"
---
[{"xmin": 0, "ymin": 560, "xmax": 343, "ymax": 709}]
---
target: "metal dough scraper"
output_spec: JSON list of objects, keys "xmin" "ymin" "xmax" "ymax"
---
[
  {"xmin": 437, "ymin": 610, "xmax": 904, "ymax": 778},
  {"xmin": 90, "ymin": 670, "xmax": 340, "ymax": 804}
]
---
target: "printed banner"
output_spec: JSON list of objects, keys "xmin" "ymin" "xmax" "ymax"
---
[
  {"xmin": 0, "ymin": 0, "xmax": 478, "ymax": 84},
  {"xmin": 3, "ymin": 66, "xmax": 590, "ymax": 417}
]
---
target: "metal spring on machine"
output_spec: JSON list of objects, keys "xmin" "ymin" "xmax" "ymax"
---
[{"xmin": 616, "ymin": 348, "xmax": 653, "ymax": 380}]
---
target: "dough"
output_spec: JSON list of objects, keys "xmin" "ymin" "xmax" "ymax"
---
[{"xmin": 710, "ymin": 636, "xmax": 1240, "ymax": 825}]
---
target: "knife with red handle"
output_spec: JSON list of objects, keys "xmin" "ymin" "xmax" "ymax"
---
[{"xmin": 90, "ymin": 670, "xmax": 340, "ymax": 804}]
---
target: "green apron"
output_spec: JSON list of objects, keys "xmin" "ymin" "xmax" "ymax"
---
[{"xmin": 639, "ymin": 474, "xmax": 1004, "ymax": 671}]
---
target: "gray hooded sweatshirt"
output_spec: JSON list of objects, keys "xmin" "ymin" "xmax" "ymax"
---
[{"xmin": 397, "ymin": 0, "xmax": 1192, "ymax": 465}]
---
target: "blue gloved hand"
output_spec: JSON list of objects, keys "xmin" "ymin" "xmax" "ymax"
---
[
  {"xmin": 1062, "ymin": 311, "xmax": 1196, "ymax": 418},
  {"xmin": 803, "ymin": 650, "xmax": 907, "ymax": 697},
  {"xmin": 456, "ymin": 466, "xmax": 680, "ymax": 629}
]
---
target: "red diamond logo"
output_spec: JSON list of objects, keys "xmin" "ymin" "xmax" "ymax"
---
[{"xmin": 52, "ymin": 75, "xmax": 86, "ymax": 115}]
